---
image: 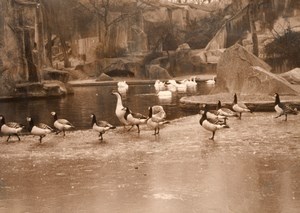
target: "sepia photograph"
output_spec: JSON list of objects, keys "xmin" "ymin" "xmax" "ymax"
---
[{"xmin": 1, "ymin": 0, "xmax": 300, "ymax": 212}]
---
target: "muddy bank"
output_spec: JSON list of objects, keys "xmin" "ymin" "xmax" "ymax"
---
[{"xmin": 0, "ymin": 113, "xmax": 300, "ymax": 212}]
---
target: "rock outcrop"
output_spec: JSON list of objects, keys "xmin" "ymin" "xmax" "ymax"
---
[
  {"xmin": 211, "ymin": 44, "xmax": 300, "ymax": 95},
  {"xmin": 148, "ymin": 65, "xmax": 171, "ymax": 79},
  {"xmin": 280, "ymin": 68, "xmax": 300, "ymax": 85}
]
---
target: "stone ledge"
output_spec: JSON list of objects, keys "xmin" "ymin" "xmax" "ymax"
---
[{"xmin": 180, "ymin": 93, "xmax": 300, "ymax": 112}]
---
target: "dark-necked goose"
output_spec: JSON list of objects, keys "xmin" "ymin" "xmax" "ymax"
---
[
  {"xmin": 199, "ymin": 109, "xmax": 229, "ymax": 140},
  {"xmin": 216, "ymin": 100, "xmax": 238, "ymax": 118},
  {"xmin": 111, "ymin": 91, "xmax": 130, "ymax": 127},
  {"xmin": 200, "ymin": 104, "xmax": 227, "ymax": 125},
  {"xmin": 124, "ymin": 107, "xmax": 147, "ymax": 133},
  {"xmin": 91, "ymin": 114, "xmax": 116, "ymax": 140},
  {"xmin": 26, "ymin": 117, "xmax": 53, "ymax": 143},
  {"xmin": 0, "ymin": 115, "xmax": 24, "ymax": 142},
  {"xmin": 146, "ymin": 105, "xmax": 169, "ymax": 135},
  {"xmin": 274, "ymin": 93, "xmax": 298, "ymax": 121},
  {"xmin": 232, "ymin": 93, "xmax": 251, "ymax": 119},
  {"xmin": 51, "ymin": 112, "xmax": 74, "ymax": 136}
]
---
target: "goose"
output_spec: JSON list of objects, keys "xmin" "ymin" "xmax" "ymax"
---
[
  {"xmin": 146, "ymin": 105, "xmax": 169, "ymax": 135},
  {"xmin": 232, "ymin": 93, "xmax": 251, "ymax": 119},
  {"xmin": 26, "ymin": 117, "xmax": 53, "ymax": 143},
  {"xmin": 206, "ymin": 76, "xmax": 216, "ymax": 85},
  {"xmin": 199, "ymin": 109, "xmax": 229, "ymax": 140},
  {"xmin": 216, "ymin": 100, "xmax": 239, "ymax": 118},
  {"xmin": 124, "ymin": 107, "xmax": 147, "ymax": 133},
  {"xmin": 90, "ymin": 114, "xmax": 116, "ymax": 140},
  {"xmin": 274, "ymin": 93, "xmax": 298, "ymax": 121},
  {"xmin": 200, "ymin": 104, "xmax": 227, "ymax": 125},
  {"xmin": 186, "ymin": 76, "xmax": 197, "ymax": 87},
  {"xmin": 0, "ymin": 115, "xmax": 24, "ymax": 142},
  {"xmin": 168, "ymin": 79, "xmax": 187, "ymax": 93},
  {"xmin": 111, "ymin": 91, "xmax": 130, "ymax": 127},
  {"xmin": 50, "ymin": 112, "xmax": 74, "ymax": 136},
  {"xmin": 157, "ymin": 90, "xmax": 172, "ymax": 98},
  {"xmin": 117, "ymin": 81, "xmax": 129, "ymax": 91}
]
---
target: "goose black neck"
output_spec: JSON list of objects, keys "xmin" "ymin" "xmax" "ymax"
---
[
  {"xmin": 148, "ymin": 107, "xmax": 153, "ymax": 118},
  {"xmin": 27, "ymin": 119, "xmax": 34, "ymax": 132},
  {"xmin": 217, "ymin": 101, "xmax": 221, "ymax": 110},
  {"xmin": 124, "ymin": 107, "xmax": 131, "ymax": 120},
  {"xmin": 200, "ymin": 111, "xmax": 207, "ymax": 125},
  {"xmin": 275, "ymin": 94, "xmax": 280, "ymax": 105},
  {"xmin": 53, "ymin": 114, "xmax": 58, "ymax": 121},
  {"xmin": 91, "ymin": 115, "xmax": 97, "ymax": 126},
  {"xmin": 0, "ymin": 115, "xmax": 5, "ymax": 127},
  {"xmin": 233, "ymin": 94, "xmax": 237, "ymax": 104}
]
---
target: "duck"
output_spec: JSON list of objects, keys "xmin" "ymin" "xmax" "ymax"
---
[
  {"xmin": 124, "ymin": 107, "xmax": 147, "ymax": 133},
  {"xmin": 206, "ymin": 76, "xmax": 216, "ymax": 85},
  {"xmin": 167, "ymin": 79, "xmax": 187, "ymax": 93},
  {"xmin": 26, "ymin": 117, "xmax": 53, "ymax": 143},
  {"xmin": 50, "ymin": 112, "xmax": 74, "ymax": 136},
  {"xmin": 199, "ymin": 109, "xmax": 229, "ymax": 140},
  {"xmin": 111, "ymin": 91, "xmax": 131, "ymax": 127},
  {"xmin": 0, "ymin": 115, "xmax": 24, "ymax": 142},
  {"xmin": 274, "ymin": 93, "xmax": 298, "ymax": 121},
  {"xmin": 146, "ymin": 105, "xmax": 169, "ymax": 135},
  {"xmin": 216, "ymin": 100, "xmax": 239, "ymax": 118},
  {"xmin": 232, "ymin": 93, "xmax": 251, "ymax": 119},
  {"xmin": 90, "ymin": 114, "xmax": 116, "ymax": 140}
]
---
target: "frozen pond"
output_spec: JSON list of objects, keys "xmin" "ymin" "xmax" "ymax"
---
[
  {"xmin": 0, "ymin": 112, "xmax": 300, "ymax": 212},
  {"xmin": 0, "ymin": 82, "xmax": 212, "ymax": 129}
]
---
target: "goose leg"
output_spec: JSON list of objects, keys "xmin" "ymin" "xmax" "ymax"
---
[
  {"xmin": 6, "ymin": 135, "xmax": 11, "ymax": 142},
  {"xmin": 15, "ymin": 134, "xmax": 21, "ymax": 141},
  {"xmin": 63, "ymin": 130, "xmax": 65, "ymax": 137},
  {"xmin": 127, "ymin": 125, "xmax": 134, "ymax": 132},
  {"xmin": 137, "ymin": 125, "xmax": 140, "ymax": 133},
  {"xmin": 209, "ymin": 132, "xmax": 215, "ymax": 140},
  {"xmin": 39, "ymin": 135, "xmax": 45, "ymax": 143},
  {"xmin": 285, "ymin": 114, "xmax": 287, "ymax": 121},
  {"xmin": 239, "ymin": 113, "xmax": 242, "ymax": 120},
  {"xmin": 157, "ymin": 127, "xmax": 160, "ymax": 135},
  {"xmin": 99, "ymin": 133, "xmax": 103, "ymax": 140}
]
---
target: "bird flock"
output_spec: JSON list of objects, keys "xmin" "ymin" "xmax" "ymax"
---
[
  {"xmin": 0, "ymin": 79, "xmax": 297, "ymax": 143},
  {"xmin": 199, "ymin": 92, "xmax": 298, "ymax": 140}
]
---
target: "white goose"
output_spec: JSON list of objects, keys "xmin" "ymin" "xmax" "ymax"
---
[
  {"xmin": 232, "ymin": 93, "xmax": 251, "ymax": 119},
  {"xmin": 111, "ymin": 91, "xmax": 130, "ymax": 127},
  {"xmin": 26, "ymin": 117, "xmax": 53, "ymax": 143},
  {"xmin": 0, "ymin": 115, "xmax": 24, "ymax": 142},
  {"xmin": 206, "ymin": 76, "xmax": 216, "ymax": 85},
  {"xmin": 199, "ymin": 109, "xmax": 229, "ymax": 140},
  {"xmin": 154, "ymin": 80, "xmax": 166, "ymax": 91},
  {"xmin": 51, "ymin": 112, "xmax": 74, "ymax": 136},
  {"xmin": 124, "ymin": 107, "xmax": 147, "ymax": 133},
  {"xmin": 90, "ymin": 114, "xmax": 116, "ymax": 140},
  {"xmin": 147, "ymin": 105, "xmax": 169, "ymax": 135}
]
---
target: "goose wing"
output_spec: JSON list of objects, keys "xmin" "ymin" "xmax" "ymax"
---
[
  {"xmin": 98, "ymin": 120, "xmax": 115, "ymax": 128},
  {"xmin": 282, "ymin": 103, "xmax": 298, "ymax": 115},
  {"xmin": 57, "ymin": 119, "xmax": 74, "ymax": 126},
  {"xmin": 37, "ymin": 123, "xmax": 53, "ymax": 131},
  {"xmin": 6, "ymin": 122, "xmax": 24, "ymax": 129},
  {"xmin": 237, "ymin": 102, "xmax": 249, "ymax": 109},
  {"xmin": 132, "ymin": 112, "xmax": 147, "ymax": 119}
]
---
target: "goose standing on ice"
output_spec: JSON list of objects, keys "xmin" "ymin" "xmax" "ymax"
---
[
  {"xmin": 26, "ymin": 117, "xmax": 53, "ymax": 143},
  {"xmin": 51, "ymin": 112, "xmax": 74, "ymax": 137},
  {"xmin": 232, "ymin": 93, "xmax": 251, "ymax": 119},
  {"xmin": 90, "ymin": 114, "xmax": 116, "ymax": 140},
  {"xmin": 0, "ymin": 115, "xmax": 24, "ymax": 142},
  {"xmin": 274, "ymin": 93, "xmax": 298, "ymax": 121},
  {"xmin": 200, "ymin": 104, "xmax": 227, "ymax": 125},
  {"xmin": 199, "ymin": 108, "xmax": 229, "ymax": 140},
  {"xmin": 147, "ymin": 105, "xmax": 169, "ymax": 135},
  {"xmin": 111, "ymin": 91, "xmax": 130, "ymax": 127},
  {"xmin": 216, "ymin": 100, "xmax": 238, "ymax": 118},
  {"xmin": 124, "ymin": 107, "xmax": 147, "ymax": 133}
]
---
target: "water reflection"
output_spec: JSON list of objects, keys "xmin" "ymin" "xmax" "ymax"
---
[{"xmin": 0, "ymin": 82, "xmax": 212, "ymax": 129}]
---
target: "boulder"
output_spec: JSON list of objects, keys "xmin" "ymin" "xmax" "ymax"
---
[
  {"xmin": 280, "ymin": 68, "xmax": 300, "ymax": 84},
  {"xmin": 96, "ymin": 73, "xmax": 113, "ymax": 81},
  {"xmin": 148, "ymin": 65, "xmax": 171, "ymax": 79},
  {"xmin": 212, "ymin": 44, "xmax": 300, "ymax": 95}
]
